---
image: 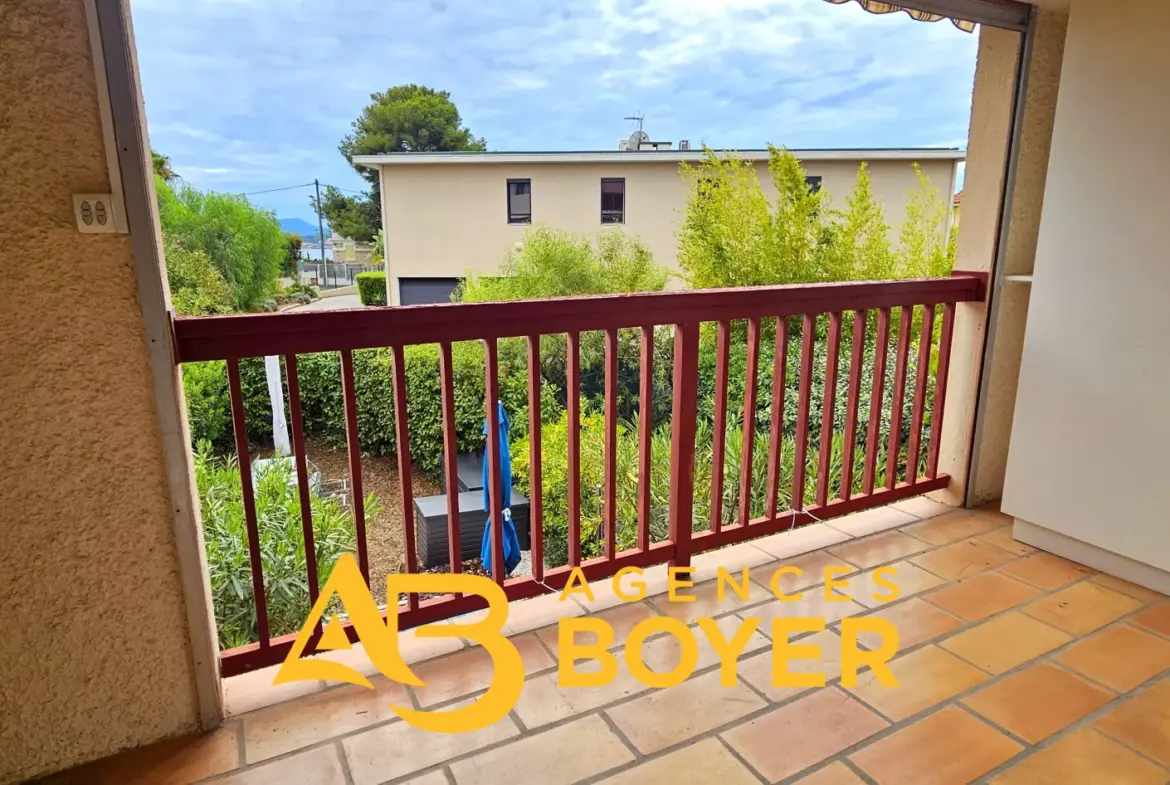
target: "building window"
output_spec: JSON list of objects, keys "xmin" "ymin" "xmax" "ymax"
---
[
  {"xmin": 805, "ymin": 175, "xmax": 823, "ymax": 194},
  {"xmin": 601, "ymin": 178, "xmax": 625, "ymax": 224},
  {"xmin": 507, "ymin": 179, "xmax": 532, "ymax": 224},
  {"xmin": 399, "ymin": 277, "xmax": 464, "ymax": 306}
]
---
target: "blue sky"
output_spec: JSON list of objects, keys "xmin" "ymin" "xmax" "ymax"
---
[{"xmin": 131, "ymin": 0, "xmax": 978, "ymax": 223}]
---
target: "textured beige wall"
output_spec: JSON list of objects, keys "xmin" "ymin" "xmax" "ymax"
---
[
  {"xmin": 0, "ymin": 1, "xmax": 200, "ymax": 782},
  {"xmin": 1003, "ymin": 0, "xmax": 1170, "ymax": 571},
  {"xmin": 380, "ymin": 157, "xmax": 957, "ymax": 304}
]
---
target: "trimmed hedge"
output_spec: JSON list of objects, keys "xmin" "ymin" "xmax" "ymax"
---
[{"xmin": 356, "ymin": 271, "xmax": 387, "ymax": 306}]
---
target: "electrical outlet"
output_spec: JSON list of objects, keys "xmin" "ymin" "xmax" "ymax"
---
[{"xmin": 73, "ymin": 194, "xmax": 117, "ymax": 233}]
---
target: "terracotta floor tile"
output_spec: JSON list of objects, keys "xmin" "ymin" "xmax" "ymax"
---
[
  {"xmin": 1133, "ymin": 602, "xmax": 1170, "ymax": 637},
  {"xmin": 752, "ymin": 523, "xmax": 852, "ymax": 559},
  {"xmin": 743, "ymin": 591, "xmax": 865, "ymax": 630},
  {"xmin": 607, "ymin": 669, "xmax": 766, "ymax": 754},
  {"xmin": 1058, "ymin": 624, "xmax": 1170, "ymax": 692},
  {"xmin": 836, "ymin": 561, "xmax": 947, "ymax": 608},
  {"xmin": 402, "ymin": 773, "xmax": 449, "ymax": 785},
  {"xmin": 315, "ymin": 628, "xmax": 465, "ymax": 682},
  {"xmin": 926, "ymin": 572, "xmax": 1039, "ymax": 621},
  {"xmin": 846, "ymin": 645, "xmax": 988, "ymax": 721},
  {"xmin": 940, "ymin": 612, "xmax": 1071, "ymax": 675},
  {"xmin": 1024, "ymin": 582, "xmax": 1142, "ymax": 636},
  {"xmin": 1091, "ymin": 574, "xmax": 1166, "ymax": 603},
  {"xmin": 975, "ymin": 527, "xmax": 1037, "ymax": 556},
  {"xmin": 828, "ymin": 531, "xmax": 931, "ymax": 569},
  {"xmin": 596, "ymin": 738, "xmax": 761, "ymax": 785},
  {"xmin": 639, "ymin": 612, "xmax": 769, "ymax": 676},
  {"xmin": 218, "ymin": 746, "xmax": 347, "ymax": 785},
  {"xmin": 223, "ymin": 664, "xmax": 324, "ymax": 717},
  {"xmin": 536, "ymin": 600, "xmax": 659, "ymax": 657},
  {"xmin": 826, "ymin": 507, "xmax": 918, "ymax": 538},
  {"xmin": 853, "ymin": 598, "xmax": 964, "ymax": 651},
  {"xmin": 750, "ymin": 550, "xmax": 856, "ymax": 595},
  {"xmin": 449, "ymin": 714, "xmax": 633, "ymax": 785},
  {"xmin": 910, "ymin": 538, "xmax": 1018, "ymax": 581},
  {"xmin": 794, "ymin": 761, "xmax": 868, "ymax": 785},
  {"xmin": 999, "ymin": 552, "xmax": 1095, "ymax": 590},
  {"xmin": 650, "ymin": 573, "xmax": 768, "ymax": 624},
  {"xmin": 963, "ymin": 662, "xmax": 1114, "ymax": 742},
  {"xmin": 890, "ymin": 496, "xmax": 956, "ymax": 521},
  {"xmin": 992, "ymin": 727, "xmax": 1167, "ymax": 785},
  {"xmin": 738, "ymin": 630, "xmax": 846, "ymax": 702},
  {"xmin": 40, "ymin": 723, "xmax": 241, "ymax": 785},
  {"xmin": 243, "ymin": 677, "xmax": 409, "ymax": 763},
  {"xmin": 691, "ymin": 541, "xmax": 777, "ymax": 584},
  {"xmin": 576, "ymin": 564, "xmax": 672, "ymax": 612},
  {"xmin": 342, "ymin": 700, "xmax": 519, "ymax": 785},
  {"xmin": 412, "ymin": 632, "xmax": 553, "ymax": 707},
  {"xmin": 512, "ymin": 662, "xmax": 649, "ymax": 728},
  {"xmin": 850, "ymin": 706, "xmax": 1021, "ymax": 785},
  {"xmin": 722, "ymin": 687, "xmax": 888, "ymax": 782},
  {"xmin": 902, "ymin": 510, "xmax": 1005, "ymax": 546},
  {"xmin": 1094, "ymin": 680, "xmax": 1170, "ymax": 767}
]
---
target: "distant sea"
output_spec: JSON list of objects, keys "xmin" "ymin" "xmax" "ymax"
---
[{"xmin": 300, "ymin": 247, "xmax": 335, "ymax": 261}]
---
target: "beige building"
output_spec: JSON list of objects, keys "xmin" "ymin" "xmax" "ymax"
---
[{"xmin": 352, "ymin": 149, "xmax": 964, "ymax": 305}]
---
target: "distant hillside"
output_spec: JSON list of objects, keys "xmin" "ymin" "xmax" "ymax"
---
[{"xmin": 279, "ymin": 217, "xmax": 329, "ymax": 240}]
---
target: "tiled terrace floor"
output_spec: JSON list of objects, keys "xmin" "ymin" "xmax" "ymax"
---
[{"xmin": 43, "ymin": 500, "xmax": 1170, "ymax": 785}]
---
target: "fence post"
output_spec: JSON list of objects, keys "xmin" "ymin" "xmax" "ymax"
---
[{"xmin": 668, "ymin": 321, "xmax": 700, "ymax": 569}]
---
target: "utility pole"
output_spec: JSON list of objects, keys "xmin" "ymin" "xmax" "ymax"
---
[{"xmin": 314, "ymin": 178, "xmax": 328, "ymax": 288}]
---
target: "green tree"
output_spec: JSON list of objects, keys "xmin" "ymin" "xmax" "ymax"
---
[
  {"xmin": 822, "ymin": 162, "xmax": 896, "ymax": 281},
  {"xmin": 152, "ymin": 149, "xmax": 176, "ymax": 182},
  {"xmin": 457, "ymin": 227, "xmax": 669, "ymax": 302},
  {"xmin": 164, "ymin": 235, "xmax": 235, "ymax": 316},
  {"xmin": 311, "ymin": 186, "xmax": 381, "ymax": 243},
  {"xmin": 898, "ymin": 164, "xmax": 955, "ymax": 279},
  {"xmin": 281, "ymin": 232, "xmax": 303, "ymax": 277},
  {"xmin": 156, "ymin": 176, "xmax": 284, "ymax": 311}
]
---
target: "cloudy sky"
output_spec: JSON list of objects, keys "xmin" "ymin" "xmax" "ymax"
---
[{"xmin": 131, "ymin": 0, "xmax": 978, "ymax": 223}]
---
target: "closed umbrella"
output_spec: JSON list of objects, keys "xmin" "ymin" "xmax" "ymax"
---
[{"xmin": 480, "ymin": 401, "xmax": 522, "ymax": 578}]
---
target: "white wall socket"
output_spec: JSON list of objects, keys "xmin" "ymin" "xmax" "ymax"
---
[{"xmin": 73, "ymin": 194, "xmax": 118, "ymax": 233}]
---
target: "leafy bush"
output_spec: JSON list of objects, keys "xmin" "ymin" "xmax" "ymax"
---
[
  {"xmin": 356, "ymin": 271, "xmax": 387, "ymax": 306},
  {"xmin": 457, "ymin": 227, "xmax": 669, "ymax": 302},
  {"xmin": 282, "ymin": 233, "xmax": 303, "ymax": 277},
  {"xmin": 195, "ymin": 442, "xmax": 379, "ymax": 648},
  {"xmin": 284, "ymin": 282, "xmax": 319, "ymax": 301},
  {"xmin": 164, "ymin": 236, "xmax": 235, "ymax": 316}
]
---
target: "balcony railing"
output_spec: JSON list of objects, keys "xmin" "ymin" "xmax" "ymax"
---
[{"xmin": 173, "ymin": 274, "xmax": 986, "ymax": 677}]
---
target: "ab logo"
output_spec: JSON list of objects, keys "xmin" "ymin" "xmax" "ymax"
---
[{"xmin": 274, "ymin": 554, "xmax": 524, "ymax": 733}]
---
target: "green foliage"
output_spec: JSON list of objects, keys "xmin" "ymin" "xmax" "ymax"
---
[
  {"xmin": 356, "ymin": 271, "xmax": 388, "ymax": 305},
  {"xmin": 182, "ymin": 363, "xmax": 232, "ymax": 445},
  {"xmin": 196, "ymin": 443, "xmax": 378, "ymax": 648},
  {"xmin": 156, "ymin": 176, "xmax": 284, "ymax": 311},
  {"xmin": 373, "ymin": 229, "xmax": 386, "ymax": 263},
  {"xmin": 282, "ymin": 232, "xmax": 303, "ymax": 277},
  {"xmin": 152, "ymin": 149, "xmax": 176, "ymax": 182},
  {"xmin": 164, "ymin": 236, "xmax": 235, "ymax": 316},
  {"xmin": 458, "ymin": 227, "xmax": 669, "ymax": 303},
  {"xmin": 677, "ymin": 147, "xmax": 954, "ymax": 289},
  {"xmin": 278, "ymin": 282, "xmax": 319, "ymax": 304},
  {"xmin": 313, "ymin": 187, "xmax": 381, "ymax": 243}
]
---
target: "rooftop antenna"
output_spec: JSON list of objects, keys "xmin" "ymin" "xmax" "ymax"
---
[{"xmin": 624, "ymin": 112, "xmax": 645, "ymax": 133}]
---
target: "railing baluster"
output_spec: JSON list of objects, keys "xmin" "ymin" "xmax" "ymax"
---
[
  {"xmin": 484, "ymin": 339, "xmax": 505, "ymax": 584},
  {"xmin": 791, "ymin": 315, "xmax": 816, "ymax": 512},
  {"xmin": 863, "ymin": 308, "xmax": 891, "ymax": 495},
  {"xmin": 766, "ymin": 317, "xmax": 790, "ymax": 519},
  {"xmin": 226, "ymin": 358, "xmax": 269, "ymax": 648},
  {"xmin": 637, "ymin": 326, "xmax": 653, "ymax": 551},
  {"xmin": 739, "ymin": 317, "xmax": 760, "ymax": 526},
  {"xmin": 886, "ymin": 307, "xmax": 914, "ymax": 490},
  {"xmin": 566, "ymin": 332, "xmax": 581, "ymax": 567},
  {"xmin": 390, "ymin": 346, "xmax": 419, "ymax": 609},
  {"xmin": 907, "ymin": 305, "xmax": 936, "ymax": 484},
  {"xmin": 927, "ymin": 303, "xmax": 957, "ymax": 479},
  {"xmin": 340, "ymin": 350, "xmax": 370, "ymax": 582},
  {"xmin": 816, "ymin": 312, "xmax": 842, "ymax": 507},
  {"xmin": 710, "ymin": 320, "xmax": 731, "ymax": 532},
  {"xmin": 841, "ymin": 311, "xmax": 867, "ymax": 502},
  {"xmin": 603, "ymin": 328, "xmax": 618, "ymax": 560},
  {"xmin": 284, "ymin": 355, "xmax": 319, "ymax": 617},
  {"xmin": 668, "ymin": 322, "xmax": 700, "ymax": 569},
  {"xmin": 526, "ymin": 336, "xmax": 544, "ymax": 581},
  {"xmin": 439, "ymin": 343, "xmax": 461, "ymax": 579}
]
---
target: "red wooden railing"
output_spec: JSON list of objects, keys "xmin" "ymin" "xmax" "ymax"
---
[{"xmin": 174, "ymin": 274, "xmax": 985, "ymax": 677}]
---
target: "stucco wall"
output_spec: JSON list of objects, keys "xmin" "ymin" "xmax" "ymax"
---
[
  {"xmin": 1003, "ymin": 0, "xmax": 1170, "ymax": 571},
  {"xmin": 380, "ymin": 156, "xmax": 958, "ymax": 304},
  {"xmin": 0, "ymin": 1, "xmax": 200, "ymax": 781}
]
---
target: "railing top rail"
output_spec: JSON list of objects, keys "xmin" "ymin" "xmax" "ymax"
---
[{"xmin": 174, "ymin": 273, "xmax": 986, "ymax": 363}]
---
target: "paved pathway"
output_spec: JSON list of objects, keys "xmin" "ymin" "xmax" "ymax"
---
[{"xmin": 287, "ymin": 293, "xmax": 362, "ymax": 311}]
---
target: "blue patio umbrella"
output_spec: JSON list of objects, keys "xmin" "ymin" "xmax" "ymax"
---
[{"xmin": 480, "ymin": 401, "xmax": 522, "ymax": 579}]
